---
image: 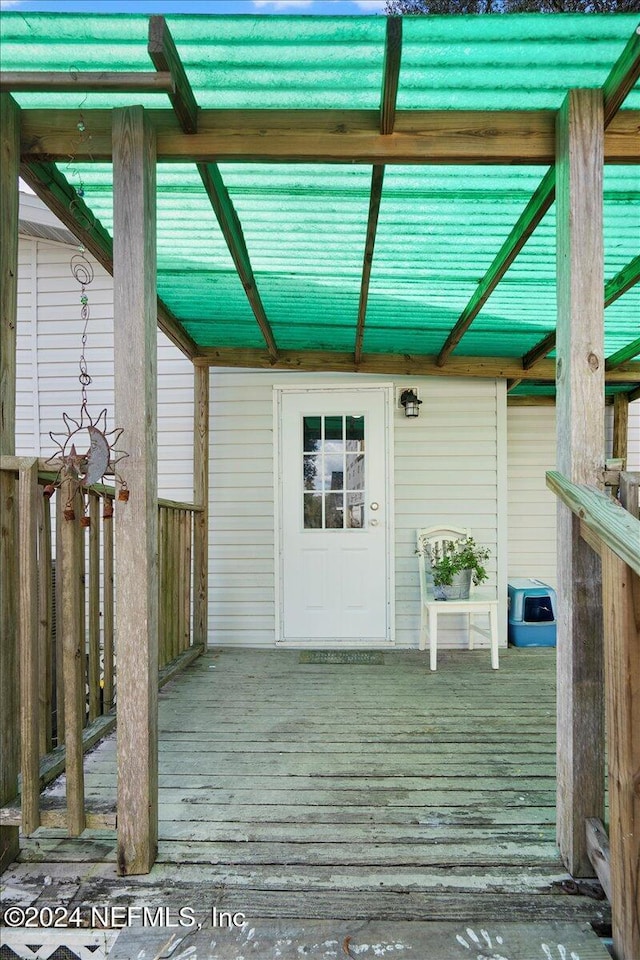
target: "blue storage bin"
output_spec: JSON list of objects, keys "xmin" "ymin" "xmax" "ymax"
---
[{"xmin": 508, "ymin": 578, "xmax": 557, "ymax": 647}]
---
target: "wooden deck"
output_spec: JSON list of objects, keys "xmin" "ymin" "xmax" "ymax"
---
[{"xmin": 2, "ymin": 648, "xmax": 612, "ymax": 959}]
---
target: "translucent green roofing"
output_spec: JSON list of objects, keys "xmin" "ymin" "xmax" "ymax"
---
[{"xmin": 2, "ymin": 12, "xmax": 639, "ymax": 384}]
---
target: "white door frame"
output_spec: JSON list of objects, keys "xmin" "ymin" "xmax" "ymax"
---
[{"xmin": 273, "ymin": 383, "xmax": 395, "ymax": 647}]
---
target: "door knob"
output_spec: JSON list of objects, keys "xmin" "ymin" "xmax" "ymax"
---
[{"xmin": 370, "ymin": 502, "xmax": 379, "ymax": 511}]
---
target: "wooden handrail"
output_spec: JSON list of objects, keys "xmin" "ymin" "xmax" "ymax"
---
[{"xmin": 546, "ymin": 470, "xmax": 640, "ymax": 576}]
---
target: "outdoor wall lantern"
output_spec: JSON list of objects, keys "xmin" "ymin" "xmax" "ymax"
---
[{"xmin": 400, "ymin": 389, "xmax": 422, "ymax": 418}]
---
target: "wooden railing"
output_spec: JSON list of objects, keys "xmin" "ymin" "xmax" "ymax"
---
[
  {"xmin": 0, "ymin": 456, "xmax": 201, "ymax": 840},
  {"xmin": 158, "ymin": 500, "xmax": 196, "ymax": 669},
  {"xmin": 546, "ymin": 470, "xmax": 640, "ymax": 960}
]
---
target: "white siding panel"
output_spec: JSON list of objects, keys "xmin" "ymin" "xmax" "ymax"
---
[
  {"xmin": 16, "ymin": 240, "xmax": 37, "ymax": 454},
  {"xmin": 507, "ymin": 406, "xmax": 557, "ymax": 590},
  {"xmin": 628, "ymin": 399, "xmax": 640, "ymax": 471},
  {"xmin": 15, "ymin": 235, "xmax": 194, "ymax": 502}
]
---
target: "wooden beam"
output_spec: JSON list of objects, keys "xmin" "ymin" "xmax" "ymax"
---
[
  {"xmin": 18, "ymin": 460, "xmax": 40, "ymax": 836},
  {"xmin": 0, "ymin": 92, "xmax": 20, "ymax": 873},
  {"xmin": 193, "ymin": 366, "xmax": 209, "ymax": 650},
  {"xmin": 148, "ymin": 16, "xmax": 198, "ymax": 135},
  {"xmin": 613, "ymin": 393, "xmax": 629, "ymax": 465},
  {"xmin": 554, "ymin": 89, "xmax": 605, "ymax": 878},
  {"xmin": 507, "ymin": 395, "xmax": 556, "ymax": 406},
  {"xmin": 197, "ymin": 163, "xmax": 277, "ymax": 360},
  {"xmin": 602, "ymin": 25, "xmax": 640, "ymax": 127},
  {"xmin": 629, "ymin": 384, "xmax": 640, "ymax": 403},
  {"xmin": 586, "ymin": 818, "xmax": 612, "ymax": 903},
  {"xmin": 113, "ymin": 106, "xmax": 159, "ymax": 876},
  {"xmin": 604, "ymin": 254, "xmax": 640, "ymax": 308},
  {"xmin": 194, "ymin": 346, "xmax": 640, "ymax": 383},
  {"xmin": 380, "ymin": 17, "xmax": 402, "ymax": 136},
  {"xmin": 606, "ymin": 335, "xmax": 640, "ymax": 372},
  {"xmin": 547, "ymin": 471, "xmax": 640, "ymax": 579},
  {"xmin": 0, "ymin": 71, "xmax": 174, "ymax": 93},
  {"xmin": 522, "ymin": 331, "xmax": 557, "ymax": 370},
  {"xmin": 354, "ymin": 166, "xmax": 385, "ymax": 366},
  {"xmin": 601, "ymin": 547, "xmax": 640, "ymax": 960},
  {"xmin": 19, "ymin": 160, "xmax": 198, "ymax": 361},
  {"xmin": 18, "ymin": 107, "xmax": 640, "ymax": 165},
  {"xmin": 435, "ymin": 167, "xmax": 556, "ymax": 367}
]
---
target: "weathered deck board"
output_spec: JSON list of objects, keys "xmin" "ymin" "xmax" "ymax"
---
[{"xmin": 9, "ymin": 648, "xmax": 611, "ymax": 950}]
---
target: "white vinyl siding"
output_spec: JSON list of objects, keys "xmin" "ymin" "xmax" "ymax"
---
[
  {"xmin": 15, "ymin": 234, "xmax": 194, "ymax": 501},
  {"xmin": 507, "ymin": 406, "xmax": 557, "ymax": 591},
  {"xmin": 208, "ymin": 371, "xmax": 504, "ymax": 649}
]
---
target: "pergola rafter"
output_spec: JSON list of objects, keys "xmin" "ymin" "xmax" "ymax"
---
[
  {"xmin": 147, "ymin": 17, "xmax": 278, "ymax": 361},
  {"xmin": 604, "ymin": 253, "xmax": 640, "ymax": 308},
  {"xmin": 434, "ymin": 27, "xmax": 640, "ymax": 369},
  {"xmin": 19, "ymin": 157, "xmax": 198, "ymax": 360},
  {"xmin": 354, "ymin": 16, "xmax": 402, "ymax": 366}
]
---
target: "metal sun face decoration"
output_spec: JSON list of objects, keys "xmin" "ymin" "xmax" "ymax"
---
[{"xmin": 46, "ymin": 244, "xmax": 129, "ymax": 521}]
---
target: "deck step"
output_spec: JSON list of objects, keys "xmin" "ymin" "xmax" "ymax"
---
[{"xmin": 106, "ymin": 919, "xmax": 611, "ymax": 960}]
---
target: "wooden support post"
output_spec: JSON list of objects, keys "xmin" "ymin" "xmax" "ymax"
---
[
  {"xmin": 555, "ymin": 88, "xmax": 605, "ymax": 878},
  {"xmin": 0, "ymin": 92, "xmax": 20, "ymax": 872},
  {"xmin": 601, "ymin": 548, "xmax": 640, "ymax": 960},
  {"xmin": 612, "ymin": 393, "xmax": 629, "ymax": 465},
  {"xmin": 19, "ymin": 459, "xmax": 40, "ymax": 836},
  {"xmin": 113, "ymin": 105, "xmax": 159, "ymax": 876},
  {"xmin": 193, "ymin": 365, "xmax": 209, "ymax": 650},
  {"xmin": 59, "ymin": 476, "xmax": 86, "ymax": 836}
]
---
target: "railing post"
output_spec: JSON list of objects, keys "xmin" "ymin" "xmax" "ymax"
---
[
  {"xmin": 19, "ymin": 459, "xmax": 40, "ymax": 836},
  {"xmin": 193, "ymin": 364, "xmax": 209, "ymax": 649},
  {"xmin": 555, "ymin": 88, "xmax": 605, "ymax": 877},
  {"xmin": 0, "ymin": 92, "xmax": 20, "ymax": 872},
  {"xmin": 113, "ymin": 105, "xmax": 159, "ymax": 875},
  {"xmin": 59, "ymin": 472, "xmax": 86, "ymax": 836},
  {"xmin": 601, "ymin": 548, "xmax": 640, "ymax": 960}
]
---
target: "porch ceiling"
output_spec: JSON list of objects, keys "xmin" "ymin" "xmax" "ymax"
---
[{"xmin": 1, "ymin": 12, "xmax": 639, "ymax": 396}]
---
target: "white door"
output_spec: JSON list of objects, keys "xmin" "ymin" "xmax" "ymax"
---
[{"xmin": 276, "ymin": 386, "xmax": 393, "ymax": 645}]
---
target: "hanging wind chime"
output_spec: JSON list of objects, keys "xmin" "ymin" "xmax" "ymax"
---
[{"xmin": 45, "ymin": 112, "xmax": 129, "ymax": 522}]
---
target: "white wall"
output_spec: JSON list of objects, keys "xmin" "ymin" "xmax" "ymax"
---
[
  {"xmin": 507, "ymin": 406, "xmax": 557, "ymax": 590},
  {"xmin": 208, "ymin": 370, "xmax": 506, "ymax": 649}
]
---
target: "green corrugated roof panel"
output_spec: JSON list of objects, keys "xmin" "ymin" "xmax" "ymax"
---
[{"xmin": 1, "ymin": 11, "xmax": 638, "ymax": 374}]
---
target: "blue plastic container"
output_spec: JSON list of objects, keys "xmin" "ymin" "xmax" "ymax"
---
[{"xmin": 508, "ymin": 578, "xmax": 557, "ymax": 647}]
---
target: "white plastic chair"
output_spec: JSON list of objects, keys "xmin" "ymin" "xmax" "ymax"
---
[{"xmin": 417, "ymin": 525, "xmax": 499, "ymax": 672}]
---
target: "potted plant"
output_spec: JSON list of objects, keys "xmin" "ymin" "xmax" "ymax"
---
[{"xmin": 422, "ymin": 535, "xmax": 491, "ymax": 600}]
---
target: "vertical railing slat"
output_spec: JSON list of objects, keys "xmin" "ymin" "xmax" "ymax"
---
[
  {"xmin": 55, "ymin": 495, "xmax": 65, "ymax": 747},
  {"xmin": 88, "ymin": 493, "xmax": 101, "ymax": 722},
  {"xmin": 60, "ymin": 475, "xmax": 86, "ymax": 835},
  {"xmin": 38, "ymin": 488, "xmax": 53, "ymax": 756},
  {"xmin": 19, "ymin": 459, "xmax": 40, "ymax": 835},
  {"xmin": 103, "ymin": 497, "xmax": 114, "ymax": 713},
  {"xmin": 184, "ymin": 511, "xmax": 192, "ymax": 651}
]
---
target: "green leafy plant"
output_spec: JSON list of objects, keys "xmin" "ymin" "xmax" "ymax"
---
[{"xmin": 420, "ymin": 535, "xmax": 491, "ymax": 587}]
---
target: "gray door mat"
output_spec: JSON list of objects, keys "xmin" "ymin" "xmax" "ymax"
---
[{"xmin": 299, "ymin": 651, "xmax": 385, "ymax": 665}]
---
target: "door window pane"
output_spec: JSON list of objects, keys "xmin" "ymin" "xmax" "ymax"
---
[
  {"xmin": 303, "ymin": 416, "xmax": 321, "ymax": 452},
  {"xmin": 303, "ymin": 493, "xmax": 323, "ymax": 529},
  {"xmin": 303, "ymin": 454, "xmax": 322, "ymax": 491},
  {"xmin": 302, "ymin": 414, "xmax": 366, "ymax": 530},
  {"xmin": 325, "ymin": 493, "xmax": 344, "ymax": 529}
]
